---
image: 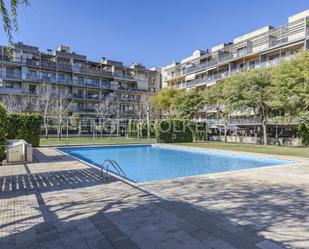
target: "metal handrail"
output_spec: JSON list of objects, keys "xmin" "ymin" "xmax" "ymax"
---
[{"xmin": 101, "ymin": 159, "xmax": 126, "ymax": 180}]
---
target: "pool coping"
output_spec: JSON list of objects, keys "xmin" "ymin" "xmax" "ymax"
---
[{"xmin": 55, "ymin": 143, "xmax": 304, "ymax": 186}]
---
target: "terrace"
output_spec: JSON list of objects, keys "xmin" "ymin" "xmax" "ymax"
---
[{"xmin": 0, "ymin": 146, "xmax": 308, "ymax": 249}]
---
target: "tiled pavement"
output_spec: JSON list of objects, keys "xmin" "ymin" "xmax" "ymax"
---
[{"xmin": 0, "ymin": 147, "xmax": 308, "ymax": 249}]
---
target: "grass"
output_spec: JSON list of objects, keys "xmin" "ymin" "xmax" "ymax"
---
[
  {"xmin": 40, "ymin": 136, "xmax": 155, "ymax": 146},
  {"xmin": 40, "ymin": 137, "xmax": 309, "ymax": 158},
  {"xmin": 175, "ymin": 142, "xmax": 309, "ymax": 158}
]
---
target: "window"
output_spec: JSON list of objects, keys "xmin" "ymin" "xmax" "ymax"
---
[
  {"xmin": 29, "ymin": 85, "xmax": 36, "ymax": 94},
  {"xmin": 42, "ymin": 72, "xmax": 48, "ymax": 79},
  {"xmin": 58, "ymin": 74, "xmax": 65, "ymax": 82},
  {"xmin": 30, "ymin": 71, "xmax": 36, "ymax": 78},
  {"xmin": 5, "ymin": 82, "xmax": 14, "ymax": 88},
  {"xmin": 78, "ymin": 77, "xmax": 84, "ymax": 84}
]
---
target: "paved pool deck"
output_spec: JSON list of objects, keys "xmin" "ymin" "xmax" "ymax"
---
[{"xmin": 0, "ymin": 147, "xmax": 308, "ymax": 249}]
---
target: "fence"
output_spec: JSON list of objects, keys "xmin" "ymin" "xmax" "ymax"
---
[
  {"xmin": 40, "ymin": 117, "xmax": 157, "ymax": 146},
  {"xmin": 39, "ymin": 117, "xmax": 300, "ymax": 146}
]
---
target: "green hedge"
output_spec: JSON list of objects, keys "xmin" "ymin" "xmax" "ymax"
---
[
  {"xmin": 154, "ymin": 119, "xmax": 195, "ymax": 143},
  {"xmin": 192, "ymin": 122, "xmax": 207, "ymax": 141},
  {"xmin": 298, "ymin": 117, "xmax": 309, "ymax": 145},
  {"xmin": 7, "ymin": 113, "xmax": 42, "ymax": 147},
  {"xmin": 0, "ymin": 103, "xmax": 7, "ymax": 161},
  {"xmin": 128, "ymin": 121, "xmax": 155, "ymax": 138},
  {"xmin": 154, "ymin": 120, "xmax": 208, "ymax": 143}
]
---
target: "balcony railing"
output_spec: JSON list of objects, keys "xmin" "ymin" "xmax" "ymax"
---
[
  {"xmin": 0, "ymin": 72, "xmax": 22, "ymax": 79},
  {"xmin": 181, "ymin": 54, "xmax": 298, "ymax": 89},
  {"xmin": 0, "ymin": 87, "xmax": 22, "ymax": 94}
]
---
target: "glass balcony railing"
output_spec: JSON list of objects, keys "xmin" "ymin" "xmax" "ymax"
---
[
  {"xmin": 0, "ymin": 87, "xmax": 23, "ymax": 94},
  {"xmin": 0, "ymin": 72, "xmax": 22, "ymax": 79},
  {"xmin": 182, "ymin": 54, "xmax": 297, "ymax": 89}
]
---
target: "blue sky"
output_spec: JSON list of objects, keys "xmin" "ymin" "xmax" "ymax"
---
[{"xmin": 0, "ymin": 0, "xmax": 308, "ymax": 67}]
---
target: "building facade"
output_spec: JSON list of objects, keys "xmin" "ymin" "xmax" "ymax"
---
[
  {"xmin": 0, "ymin": 43, "xmax": 161, "ymax": 118},
  {"xmin": 162, "ymin": 9, "xmax": 309, "ymax": 90}
]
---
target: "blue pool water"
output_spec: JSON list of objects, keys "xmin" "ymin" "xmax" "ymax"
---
[{"xmin": 59, "ymin": 145, "xmax": 290, "ymax": 183}]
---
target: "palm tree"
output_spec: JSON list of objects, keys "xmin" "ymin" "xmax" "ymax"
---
[{"xmin": 0, "ymin": 0, "xmax": 30, "ymax": 44}]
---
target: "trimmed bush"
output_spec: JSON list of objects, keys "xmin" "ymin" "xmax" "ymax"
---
[
  {"xmin": 128, "ymin": 121, "xmax": 155, "ymax": 138},
  {"xmin": 192, "ymin": 122, "xmax": 207, "ymax": 141},
  {"xmin": 7, "ymin": 113, "xmax": 42, "ymax": 147},
  {"xmin": 0, "ymin": 103, "xmax": 8, "ymax": 161},
  {"xmin": 298, "ymin": 117, "xmax": 309, "ymax": 145},
  {"xmin": 155, "ymin": 119, "xmax": 194, "ymax": 143}
]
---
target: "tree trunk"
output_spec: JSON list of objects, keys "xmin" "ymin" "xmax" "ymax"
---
[
  {"xmin": 224, "ymin": 123, "xmax": 228, "ymax": 143},
  {"xmin": 44, "ymin": 117, "xmax": 48, "ymax": 139},
  {"xmin": 57, "ymin": 124, "xmax": 62, "ymax": 141},
  {"xmin": 146, "ymin": 110, "xmax": 150, "ymax": 142},
  {"xmin": 78, "ymin": 121, "xmax": 82, "ymax": 137},
  {"xmin": 100, "ymin": 118, "xmax": 104, "ymax": 138},
  {"xmin": 262, "ymin": 120, "xmax": 267, "ymax": 145}
]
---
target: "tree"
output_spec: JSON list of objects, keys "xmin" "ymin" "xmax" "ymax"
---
[
  {"xmin": 36, "ymin": 84, "xmax": 55, "ymax": 138},
  {"xmin": 272, "ymin": 51, "xmax": 309, "ymax": 145},
  {"xmin": 2, "ymin": 94, "xmax": 38, "ymax": 113},
  {"xmin": 0, "ymin": 102, "xmax": 7, "ymax": 161},
  {"xmin": 272, "ymin": 51, "xmax": 309, "ymax": 117},
  {"xmin": 205, "ymin": 81, "xmax": 234, "ymax": 143},
  {"xmin": 150, "ymin": 88, "xmax": 178, "ymax": 118},
  {"xmin": 172, "ymin": 89, "xmax": 205, "ymax": 119},
  {"xmin": 95, "ymin": 100, "xmax": 110, "ymax": 138},
  {"xmin": 70, "ymin": 113, "xmax": 82, "ymax": 136},
  {"xmin": 0, "ymin": 0, "xmax": 30, "ymax": 44},
  {"xmin": 229, "ymin": 69, "xmax": 273, "ymax": 145},
  {"xmin": 50, "ymin": 90, "xmax": 72, "ymax": 141}
]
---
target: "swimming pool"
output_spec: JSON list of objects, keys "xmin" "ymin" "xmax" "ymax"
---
[{"xmin": 59, "ymin": 145, "xmax": 291, "ymax": 183}]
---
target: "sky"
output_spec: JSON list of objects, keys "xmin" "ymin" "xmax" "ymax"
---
[{"xmin": 0, "ymin": 0, "xmax": 308, "ymax": 68}]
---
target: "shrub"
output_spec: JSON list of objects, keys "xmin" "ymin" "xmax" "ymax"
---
[
  {"xmin": 192, "ymin": 122, "xmax": 207, "ymax": 141},
  {"xmin": 128, "ymin": 121, "xmax": 155, "ymax": 138},
  {"xmin": 0, "ymin": 103, "xmax": 8, "ymax": 161},
  {"xmin": 298, "ymin": 116, "xmax": 309, "ymax": 145},
  {"xmin": 7, "ymin": 113, "xmax": 42, "ymax": 147},
  {"xmin": 154, "ymin": 119, "xmax": 194, "ymax": 143}
]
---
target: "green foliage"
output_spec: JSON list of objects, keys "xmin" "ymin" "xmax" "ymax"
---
[
  {"xmin": 154, "ymin": 119, "xmax": 194, "ymax": 143},
  {"xmin": 172, "ymin": 89, "xmax": 206, "ymax": 119},
  {"xmin": 128, "ymin": 121, "xmax": 155, "ymax": 138},
  {"xmin": 7, "ymin": 113, "xmax": 41, "ymax": 147},
  {"xmin": 150, "ymin": 88, "xmax": 178, "ymax": 117},
  {"xmin": 272, "ymin": 51, "xmax": 309, "ymax": 116},
  {"xmin": 70, "ymin": 113, "xmax": 81, "ymax": 128},
  {"xmin": 0, "ymin": 0, "xmax": 30, "ymax": 45},
  {"xmin": 298, "ymin": 113, "xmax": 309, "ymax": 145},
  {"xmin": 192, "ymin": 122, "xmax": 207, "ymax": 142},
  {"xmin": 0, "ymin": 103, "xmax": 8, "ymax": 160}
]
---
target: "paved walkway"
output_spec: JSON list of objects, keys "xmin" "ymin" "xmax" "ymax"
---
[{"xmin": 0, "ymin": 147, "xmax": 308, "ymax": 249}]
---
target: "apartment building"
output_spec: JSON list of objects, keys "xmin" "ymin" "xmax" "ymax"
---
[
  {"xmin": 0, "ymin": 43, "xmax": 161, "ymax": 117},
  {"xmin": 162, "ymin": 9, "xmax": 309, "ymax": 90}
]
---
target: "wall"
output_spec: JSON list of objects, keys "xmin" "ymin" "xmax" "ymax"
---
[{"xmin": 208, "ymin": 135, "xmax": 301, "ymax": 146}]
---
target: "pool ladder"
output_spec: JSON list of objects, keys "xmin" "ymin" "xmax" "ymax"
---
[{"xmin": 101, "ymin": 159, "xmax": 126, "ymax": 181}]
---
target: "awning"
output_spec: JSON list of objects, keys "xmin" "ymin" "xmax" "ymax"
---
[
  {"xmin": 185, "ymin": 73, "xmax": 196, "ymax": 81},
  {"xmin": 207, "ymin": 82, "xmax": 216, "ymax": 87}
]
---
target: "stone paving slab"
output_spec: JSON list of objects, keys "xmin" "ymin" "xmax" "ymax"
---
[{"xmin": 0, "ymin": 147, "xmax": 308, "ymax": 249}]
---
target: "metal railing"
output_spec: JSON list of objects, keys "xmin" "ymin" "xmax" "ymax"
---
[{"xmin": 101, "ymin": 159, "xmax": 126, "ymax": 180}]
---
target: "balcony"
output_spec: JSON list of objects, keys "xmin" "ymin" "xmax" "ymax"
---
[
  {"xmin": 87, "ymin": 95, "xmax": 100, "ymax": 100},
  {"xmin": 114, "ymin": 73, "xmax": 134, "ymax": 80},
  {"xmin": 25, "ymin": 59, "xmax": 73, "ymax": 72},
  {"xmin": 73, "ymin": 66, "xmax": 113, "ymax": 78},
  {"xmin": 0, "ymin": 87, "xmax": 22, "ymax": 94},
  {"xmin": 73, "ymin": 93, "xmax": 84, "ymax": 99},
  {"xmin": 0, "ymin": 71, "xmax": 22, "ymax": 80}
]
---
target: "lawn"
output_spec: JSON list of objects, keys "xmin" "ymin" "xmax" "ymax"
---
[
  {"xmin": 175, "ymin": 142, "xmax": 309, "ymax": 158},
  {"xmin": 40, "ymin": 136, "xmax": 155, "ymax": 146},
  {"xmin": 40, "ymin": 138, "xmax": 309, "ymax": 158}
]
